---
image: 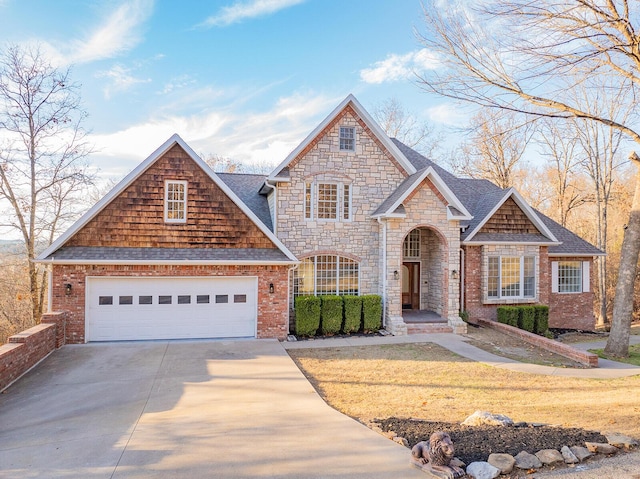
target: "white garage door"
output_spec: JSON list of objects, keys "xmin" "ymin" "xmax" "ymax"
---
[{"xmin": 86, "ymin": 276, "xmax": 257, "ymax": 342}]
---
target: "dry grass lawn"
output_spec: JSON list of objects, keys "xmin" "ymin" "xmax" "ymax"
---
[{"xmin": 288, "ymin": 343, "xmax": 640, "ymax": 440}]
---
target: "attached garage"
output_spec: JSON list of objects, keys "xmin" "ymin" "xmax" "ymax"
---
[{"xmin": 86, "ymin": 276, "xmax": 257, "ymax": 341}]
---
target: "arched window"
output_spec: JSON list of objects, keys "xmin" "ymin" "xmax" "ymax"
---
[{"xmin": 292, "ymin": 255, "xmax": 359, "ymax": 297}]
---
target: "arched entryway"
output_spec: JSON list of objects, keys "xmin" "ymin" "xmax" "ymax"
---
[{"xmin": 400, "ymin": 226, "xmax": 447, "ymax": 320}]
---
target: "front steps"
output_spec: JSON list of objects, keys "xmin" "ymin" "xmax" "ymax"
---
[{"xmin": 406, "ymin": 322, "xmax": 454, "ymax": 334}]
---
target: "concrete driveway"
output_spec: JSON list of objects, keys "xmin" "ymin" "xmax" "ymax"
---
[{"xmin": 0, "ymin": 339, "xmax": 423, "ymax": 479}]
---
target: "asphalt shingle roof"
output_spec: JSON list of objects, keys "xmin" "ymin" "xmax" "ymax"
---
[
  {"xmin": 216, "ymin": 173, "xmax": 273, "ymax": 231},
  {"xmin": 43, "ymin": 246, "xmax": 291, "ymax": 262}
]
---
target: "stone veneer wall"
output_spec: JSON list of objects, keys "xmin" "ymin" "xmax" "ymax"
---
[
  {"xmin": 463, "ymin": 245, "xmax": 549, "ymax": 322},
  {"xmin": 275, "ymin": 109, "xmax": 407, "ymax": 301},
  {"xmin": 548, "ymin": 256, "xmax": 596, "ymax": 331},
  {"xmin": 51, "ymin": 264, "xmax": 290, "ymax": 343}
]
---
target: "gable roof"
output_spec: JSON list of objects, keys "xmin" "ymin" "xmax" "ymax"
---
[
  {"xmin": 37, "ymin": 134, "xmax": 297, "ymax": 264},
  {"xmin": 268, "ymin": 94, "xmax": 417, "ymax": 180},
  {"xmin": 217, "ymin": 173, "xmax": 273, "ymax": 231},
  {"xmin": 463, "ymin": 188, "xmax": 559, "ymax": 245},
  {"xmin": 372, "ymin": 166, "xmax": 472, "ymax": 220}
]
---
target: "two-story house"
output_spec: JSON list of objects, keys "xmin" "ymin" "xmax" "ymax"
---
[{"xmin": 37, "ymin": 95, "xmax": 602, "ymax": 342}]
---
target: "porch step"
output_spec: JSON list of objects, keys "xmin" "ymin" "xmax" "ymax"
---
[{"xmin": 406, "ymin": 323, "xmax": 453, "ymax": 334}]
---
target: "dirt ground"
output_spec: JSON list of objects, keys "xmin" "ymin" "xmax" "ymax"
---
[{"xmin": 462, "ymin": 325, "xmax": 588, "ymax": 368}]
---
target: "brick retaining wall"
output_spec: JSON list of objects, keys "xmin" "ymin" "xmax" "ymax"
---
[
  {"xmin": 477, "ymin": 318, "xmax": 599, "ymax": 367},
  {"xmin": 0, "ymin": 312, "xmax": 67, "ymax": 391}
]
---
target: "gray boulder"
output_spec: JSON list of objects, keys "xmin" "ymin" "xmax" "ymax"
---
[
  {"xmin": 487, "ymin": 453, "xmax": 515, "ymax": 474},
  {"xmin": 466, "ymin": 461, "xmax": 501, "ymax": 479},
  {"xmin": 461, "ymin": 411, "xmax": 514, "ymax": 427},
  {"xmin": 586, "ymin": 442, "xmax": 619, "ymax": 455},
  {"xmin": 570, "ymin": 446, "xmax": 594, "ymax": 462},
  {"xmin": 514, "ymin": 451, "xmax": 543, "ymax": 469},
  {"xmin": 561, "ymin": 445, "xmax": 579, "ymax": 464},
  {"xmin": 535, "ymin": 449, "xmax": 564, "ymax": 465},
  {"xmin": 603, "ymin": 432, "xmax": 639, "ymax": 449}
]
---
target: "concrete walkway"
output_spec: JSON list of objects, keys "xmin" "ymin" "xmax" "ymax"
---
[
  {"xmin": 0, "ymin": 339, "xmax": 424, "ymax": 479},
  {"xmin": 283, "ymin": 333, "xmax": 640, "ymax": 378}
]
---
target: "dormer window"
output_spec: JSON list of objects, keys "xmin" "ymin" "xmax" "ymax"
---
[
  {"xmin": 165, "ymin": 180, "xmax": 187, "ymax": 223},
  {"xmin": 339, "ymin": 126, "xmax": 355, "ymax": 151}
]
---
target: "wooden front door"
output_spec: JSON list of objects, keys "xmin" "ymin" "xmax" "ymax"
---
[{"xmin": 402, "ymin": 262, "xmax": 420, "ymax": 310}]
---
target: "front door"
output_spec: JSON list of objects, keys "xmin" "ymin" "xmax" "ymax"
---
[{"xmin": 402, "ymin": 262, "xmax": 420, "ymax": 310}]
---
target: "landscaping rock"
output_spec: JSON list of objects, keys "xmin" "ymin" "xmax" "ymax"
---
[
  {"xmin": 586, "ymin": 442, "xmax": 619, "ymax": 455},
  {"xmin": 570, "ymin": 446, "xmax": 594, "ymax": 462},
  {"xmin": 466, "ymin": 461, "xmax": 501, "ymax": 479},
  {"xmin": 535, "ymin": 448, "xmax": 564, "ymax": 465},
  {"xmin": 561, "ymin": 445, "xmax": 579, "ymax": 464},
  {"xmin": 487, "ymin": 453, "xmax": 515, "ymax": 473},
  {"xmin": 461, "ymin": 411, "xmax": 514, "ymax": 427},
  {"xmin": 603, "ymin": 431, "xmax": 639, "ymax": 449},
  {"xmin": 514, "ymin": 451, "xmax": 543, "ymax": 469}
]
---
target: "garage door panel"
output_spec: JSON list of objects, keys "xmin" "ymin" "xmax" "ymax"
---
[{"xmin": 87, "ymin": 277, "xmax": 257, "ymax": 341}]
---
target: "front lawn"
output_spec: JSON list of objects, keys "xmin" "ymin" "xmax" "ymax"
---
[
  {"xmin": 288, "ymin": 343, "xmax": 640, "ymax": 440},
  {"xmin": 591, "ymin": 343, "xmax": 640, "ymax": 367}
]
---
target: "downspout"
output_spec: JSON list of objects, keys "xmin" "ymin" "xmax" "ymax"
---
[
  {"xmin": 287, "ymin": 263, "xmax": 299, "ymax": 337},
  {"xmin": 460, "ymin": 248, "xmax": 465, "ymax": 313},
  {"xmin": 378, "ymin": 217, "xmax": 387, "ymax": 327},
  {"xmin": 47, "ymin": 264, "xmax": 53, "ymax": 313}
]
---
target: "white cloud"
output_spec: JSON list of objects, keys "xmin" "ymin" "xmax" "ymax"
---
[
  {"xmin": 426, "ymin": 103, "xmax": 468, "ymax": 127},
  {"xmin": 200, "ymin": 0, "xmax": 304, "ymax": 27},
  {"xmin": 96, "ymin": 64, "xmax": 151, "ymax": 99},
  {"xmin": 360, "ymin": 49, "xmax": 440, "ymax": 84},
  {"xmin": 87, "ymin": 91, "xmax": 335, "ymax": 178},
  {"xmin": 31, "ymin": 0, "xmax": 154, "ymax": 66},
  {"xmin": 158, "ymin": 75, "xmax": 197, "ymax": 95}
]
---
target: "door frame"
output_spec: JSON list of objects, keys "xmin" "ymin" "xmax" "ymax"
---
[{"xmin": 401, "ymin": 261, "xmax": 421, "ymax": 310}]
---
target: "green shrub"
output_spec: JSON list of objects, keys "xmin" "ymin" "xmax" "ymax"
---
[
  {"xmin": 534, "ymin": 305, "xmax": 549, "ymax": 335},
  {"xmin": 320, "ymin": 295, "xmax": 343, "ymax": 335},
  {"xmin": 294, "ymin": 296, "xmax": 321, "ymax": 336},
  {"xmin": 519, "ymin": 306, "xmax": 536, "ymax": 332},
  {"xmin": 497, "ymin": 306, "xmax": 519, "ymax": 327},
  {"xmin": 362, "ymin": 295, "xmax": 382, "ymax": 332},
  {"xmin": 459, "ymin": 310, "xmax": 469, "ymax": 323},
  {"xmin": 342, "ymin": 296, "xmax": 362, "ymax": 333}
]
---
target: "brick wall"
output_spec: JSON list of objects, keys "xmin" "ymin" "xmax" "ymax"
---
[
  {"xmin": 463, "ymin": 245, "xmax": 548, "ymax": 322},
  {"xmin": 51, "ymin": 264, "xmax": 290, "ymax": 343},
  {"xmin": 0, "ymin": 311, "xmax": 67, "ymax": 391},
  {"xmin": 548, "ymin": 256, "xmax": 596, "ymax": 331},
  {"xmin": 477, "ymin": 318, "xmax": 598, "ymax": 367}
]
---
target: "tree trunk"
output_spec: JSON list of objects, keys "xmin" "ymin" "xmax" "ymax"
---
[{"xmin": 604, "ymin": 152, "xmax": 640, "ymax": 357}]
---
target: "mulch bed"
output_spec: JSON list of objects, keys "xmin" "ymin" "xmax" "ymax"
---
[{"xmin": 374, "ymin": 417, "xmax": 607, "ymax": 466}]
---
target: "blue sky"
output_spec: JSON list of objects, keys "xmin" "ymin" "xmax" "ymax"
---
[{"xmin": 0, "ymin": 0, "xmax": 463, "ymax": 179}]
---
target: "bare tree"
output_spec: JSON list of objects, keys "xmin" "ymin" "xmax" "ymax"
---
[
  {"xmin": 454, "ymin": 109, "xmax": 534, "ymax": 188},
  {"xmin": 372, "ymin": 97, "xmax": 442, "ymax": 157},
  {"xmin": 0, "ymin": 44, "xmax": 93, "ymax": 325},
  {"xmin": 417, "ymin": 0, "xmax": 640, "ymax": 357},
  {"xmin": 202, "ymin": 152, "xmax": 275, "ymax": 175}
]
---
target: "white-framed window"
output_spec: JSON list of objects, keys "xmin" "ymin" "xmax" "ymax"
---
[
  {"xmin": 487, "ymin": 256, "xmax": 536, "ymax": 299},
  {"xmin": 164, "ymin": 180, "xmax": 187, "ymax": 223},
  {"xmin": 305, "ymin": 182, "xmax": 352, "ymax": 221},
  {"xmin": 552, "ymin": 261, "xmax": 590, "ymax": 294},
  {"xmin": 292, "ymin": 255, "xmax": 359, "ymax": 297},
  {"xmin": 339, "ymin": 126, "xmax": 355, "ymax": 151},
  {"xmin": 403, "ymin": 229, "xmax": 421, "ymax": 258}
]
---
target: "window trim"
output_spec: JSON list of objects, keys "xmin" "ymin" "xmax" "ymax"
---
[
  {"xmin": 164, "ymin": 180, "xmax": 188, "ymax": 224},
  {"xmin": 403, "ymin": 229, "xmax": 421, "ymax": 259},
  {"xmin": 552, "ymin": 260, "xmax": 590, "ymax": 294},
  {"xmin": 305, "ymin": 181, "xmax": 352, "ymax": 222},
  {"xmin": 339, "ymin": 126, "xmax": 355, "ymax": 151},
  {"xmin": 486, "ymin": 255, "xmax": 536, "ymax": 300},
  {"xmin": 292, "ymin": 255, "xmax": 360, "ymax": 298}
]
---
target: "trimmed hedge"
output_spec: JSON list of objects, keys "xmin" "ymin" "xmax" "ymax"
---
[
  {"xmin": 294, "ymin": 296, "xmax": 321, "ymax": 336},
  {"xmin": 497, "ymin": 306, "xmax": 519, "ymax": 327},
  {"xmin": 321, "ymin": 295, "xmax": 343, "ymax": 335},
  {"xmin": 342, "ymin": 295, "xmax": 362, "ymax": 333},
  {"xmin": 519, "ymin": 306, "xmax": 536, "ymax": 333},
  {"xmin": 497, "ymin": 304, "xmax": 550, "ymax": 336},
  {"xmin": 362, "ymin": 295, "xmax": 382, "ymax": 332},
  {"xmin": 534, "ymin": 305, "xmax": 549, "ymax": 335}
]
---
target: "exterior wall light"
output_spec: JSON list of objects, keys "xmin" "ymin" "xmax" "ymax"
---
[
  {"xmin": 269, "ymin": 283, "xmax": 274, "ymax": 294},
  {"xmin": 65, "ymin": 283, "xmax": 72, "ymax": 296},
  {"xmin": 393, "ymin": 270, "xmax": 399, "ymax": 280},
  {"xmin": 452, "ymin": 270, "xmax": 459, "ymax": 280}
]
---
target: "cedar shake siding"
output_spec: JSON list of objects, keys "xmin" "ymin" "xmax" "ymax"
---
[
  {"xmin": 478, "ymin": 197, "xmax": 540, "ymax": 235},
  {"xmin": 66, "ymin": 144, "xmax": 276, "ymax": 250}
]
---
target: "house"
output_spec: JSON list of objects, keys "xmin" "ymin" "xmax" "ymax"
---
[{"xmin": 37, "ymin": 94, "xmax": 603, "ymax": 343}]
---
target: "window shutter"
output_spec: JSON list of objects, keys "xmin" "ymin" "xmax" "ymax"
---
[
  {"xmin": 582, "ymin": 261, "xmax": 590, "ymax": 293},
  {"xmin": 551, "ymin": 261, "xmax": 558, "ymax": 293}
]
